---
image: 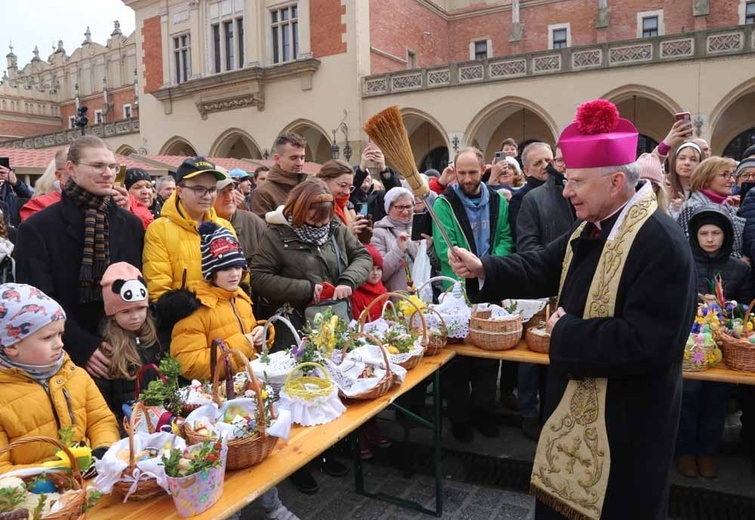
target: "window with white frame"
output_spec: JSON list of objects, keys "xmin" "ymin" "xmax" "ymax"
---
[
  {"xmin": 209, "ymin": 0, "xmax": 245, "ymax": 72},
  {"xmin": 94, "ymin": 109, "xmax": 103, "ymax": 124},
  {"xmin": 271, "ymin": 4, "xmax": 299, "ymax": 64},
  {"xmin": 173, "ymin": 34, "xmax": 191, "ymax": 84},
  {"xmin": 470, "ymin": 40, "xmax": 489, "ymax": 61},
  {"xmin": 637, "ymin": 10, "xmax": 664, "ymax": 38},
  {"xmin": 68, "ymin": 116, "xmax": 76, "ymax": 129},
  {"xmin": 548, "ymin": 23, "xmax": 571, "ymax": 49},
  {"xmin": 123, "ymin": 104, "xmax": 132, "ymax": 119},
  {"xmin": 747, "ymin": 1, "xmax": 755, "ymax": 24}
]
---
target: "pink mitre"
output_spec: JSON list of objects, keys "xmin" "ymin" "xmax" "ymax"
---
[{"xmin": 559, "ymin": 99, "xmax": 639, "ymax": 169}]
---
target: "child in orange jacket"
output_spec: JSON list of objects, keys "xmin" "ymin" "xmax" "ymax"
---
[
  {"xmin": 171, "ymin": 222, "xmax": 272, "ymax": 380},
  {"xmin": 0, "ymin": 283, "xmax": 119, "ymax": 471}
]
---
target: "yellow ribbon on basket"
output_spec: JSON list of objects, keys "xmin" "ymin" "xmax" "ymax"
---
[{"xmin": 529, "ymin": 184, "xmax": 657, "ymax": 520}]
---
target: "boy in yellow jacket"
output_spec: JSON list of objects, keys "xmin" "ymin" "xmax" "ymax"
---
[
  {"xmin": 0, "ymin": 283, "xmax": 119, "ymax": 471},
  {"xmin": 171, "ymin": 222, "xmax": 272, "ymax": 380},
  {"xmin": 170, "ymin": 224, "xmax": 294, "ymax": 520}
]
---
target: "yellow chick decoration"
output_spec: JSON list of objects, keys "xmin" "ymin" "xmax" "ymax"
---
[{"xmin": 42, "ymin": 445, "xmax": 92, "ymax": 470}]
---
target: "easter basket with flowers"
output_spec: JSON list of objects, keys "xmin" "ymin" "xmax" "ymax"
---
[
  {"xmin": 0, "ymin": 436, "xmax": 102, "ymax": 520},
  {"xmin": 359, "ymin": 292, "xmax": 428, "ymax": 370},
  {"xmin": 715, "ymin": 299, "xmax": 755, "ymax": 372},
  {"xmin": 182, "ymin": 340, "xmax": 281, "ymax": 470}
]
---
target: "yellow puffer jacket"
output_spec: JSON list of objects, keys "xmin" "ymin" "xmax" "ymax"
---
[
  {"xmin": 171, "ymin": 281, "xmax": 273, "ymax": 381},
  {"xmin": 143, "ymin": 193, "xmax": 235, "ymax": 302},
  {"xmin": 0, "ymin": 355, "xmax": 119, "ymax": 472}
]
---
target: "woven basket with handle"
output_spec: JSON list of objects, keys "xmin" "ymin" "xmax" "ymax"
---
[
  {"xmin": 717, "ymin": 299, "xmax": 755, "ymax": 372},
  {"xmin": 358, "ymin": 292, "xmax": 427, "ymax": 370},
  {"xmin": 0, "ymin": 437, "xmax": 87, "ymax": 520},
  {"xmin": 111, "ymin": 401, "xmax": 165, "ymax": 501},
  {"xmin": 183, "ymin": 340, "xmax": 278, "ymax": 470},
  {"xmin": 467, "ymin": 305, "xmax": 522, "ymax": 351},
  {"xmin": 524, "ymin": 304, "xmax": 550, "ymax": 354},
  {"xmin": 338, "ymin": 332, "xmax": 395, "ymax": 400}
]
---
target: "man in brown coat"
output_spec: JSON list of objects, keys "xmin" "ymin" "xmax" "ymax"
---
[{"xmin": 251, "ymin": 132, "xmax": 307, "ymax": 217}]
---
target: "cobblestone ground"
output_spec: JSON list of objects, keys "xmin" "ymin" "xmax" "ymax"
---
[{"xmin": 241, "ymin": 463, "xmax": 535, "ymax": 520}]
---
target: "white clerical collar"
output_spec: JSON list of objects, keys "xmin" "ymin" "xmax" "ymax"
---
[{"xmin": 589, "ymin": 181, "xmax": 653, "ymax": 240}]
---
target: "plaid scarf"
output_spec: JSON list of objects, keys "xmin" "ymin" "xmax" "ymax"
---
[
  {"xmin": 63, "ymin": 180, "xmax": 111, "ymax": 302},
  {"xmin": 287, "ymin": 215, "xmax": 331, "ymax": 246}
]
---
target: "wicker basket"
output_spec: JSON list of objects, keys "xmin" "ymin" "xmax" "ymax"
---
[
  {"xmin": 183, "ymin": 340, "xmax": 278, "ymax": 470},
  {"xmin": 282, "ymin": 362, "xmax": 336, "ymax": 401},
  {"xmin": 358, "ymin": 292, "xmax": 428, "ymax": 370},
  {"xmin": 525, "ymin": 327, "xmax": 550, "ymax": 354},
  {"xmin": 256, "ymin": 315, "xmax": 302, "ymax": 400},
  {"xmin": 467, "ymin": 307, "xmax": 522, "ymax": 351},
  {"xmin": 524, "ymin": 305, "xmax": 550, "ymax": 354},
  {"xmin": 0, "ymin": 437, "xmax": 87, "ymax": 520},
  {"xmin": 683, "ymin": 341, "xmax": 719, "ymax": 372},
  {"xmin": 718, "ymin": 300, "xmax": 755, "ymax": 372},
  {"xmin": 338, "ymin": 332, "xmax": 395, "ymax": 400},
  {"xmin": 111, "ymin": 402, "xmax": 166, "ymax": 501},
  {"xmin": 415, "ymin": 276, "xmax": 469, "ymax": 304},
  {"xmin": 409, "ymin": 307, "xmax": 447, "ymax": 356}
]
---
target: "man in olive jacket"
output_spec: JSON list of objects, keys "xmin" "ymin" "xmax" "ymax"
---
[{"xmin": 251, "ymin": 132, "xmax": 308, "ymax": 218}]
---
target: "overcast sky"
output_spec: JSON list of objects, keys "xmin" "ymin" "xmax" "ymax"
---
[{"xmin": 0, "ymin": 1, "xmax": 136, "ymax": 70}]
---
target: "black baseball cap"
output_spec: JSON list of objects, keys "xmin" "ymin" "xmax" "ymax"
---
[
  {"xmin": 125, "ymin": 168, "xmax": 152, "ymax": 189},
  {"xmin": 175, "ymin": 157, "xmax": 227, "ymax": 184}
]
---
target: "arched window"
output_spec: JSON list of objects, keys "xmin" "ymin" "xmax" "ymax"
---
[{"xmin": 723, "ymin": 128, "xmax": 755, "ymax": 159}]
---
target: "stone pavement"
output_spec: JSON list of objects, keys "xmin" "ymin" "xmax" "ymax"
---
[{"xmin": 242, "ymin": 463, "xmax": 535, "ymax": 520}]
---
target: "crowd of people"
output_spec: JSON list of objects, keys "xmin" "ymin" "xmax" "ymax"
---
[{"xmin": 1, "ymin": 98, "xmax": 755, "ymax": 519}]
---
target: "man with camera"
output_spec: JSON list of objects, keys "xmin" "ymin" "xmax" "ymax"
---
[
  {"xmin": 351, "ymin": 143, "xmax": 400, "ymax": 222},
  {"xmin": 0, "ymin": 162, "xmax": 33, "ymax": 227}
]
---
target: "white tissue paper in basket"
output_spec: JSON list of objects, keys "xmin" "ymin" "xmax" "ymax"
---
[
  {"xmin": 277, "ymin": 367, "xmax": 346, "ymax": 426},
  {"xmin": 324, "ymin": 344, "xmax": 406, "ymax": 397},
  {"xmin": 432, "ymin": 290, "xmax": 471, "ymax": 338},
  {"xmin": 500, "ymin": 299, "xmax": 548, "ymax": 323},
  {"xmin": 184, "ymin": 399, "xmax": 292, "ymax": 441},
  {"xmin": 94, "ymin": 431, "xmax": 184, "ymax": 500}
]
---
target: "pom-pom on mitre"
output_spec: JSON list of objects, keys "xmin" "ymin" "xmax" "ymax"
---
[{"xmin": 575, "ymin": 99, "xmax": 620, "ymax": 135}]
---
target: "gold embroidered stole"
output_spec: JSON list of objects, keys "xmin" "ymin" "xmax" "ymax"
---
[{"xmin": 530, "ymin": 185, "xmax": 657, "ymax": 520}]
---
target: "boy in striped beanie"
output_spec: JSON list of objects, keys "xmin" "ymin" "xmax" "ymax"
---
[{"xmin": 199, "ymin": 222, "xmax": 248, "ymax": 279}]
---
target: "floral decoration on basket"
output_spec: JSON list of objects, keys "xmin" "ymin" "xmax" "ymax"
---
[
  {"xmin": 278, "ymin": 362, "xmax": 346, "ymax": 426},
  {"xmin": 162, "ymin": 439, "xmax": 227, "ymax": 518},
  {"xmin": 359, "ymin": 292, "xmax": 427, "ymax": 370},
  {"xmin": 182, "ymin": 341, "xmax": 287, "ymax": 470},
  {"xmin": 137, "ymin": 357, "xmax": 203, "ymax": 420},
  {"xmin": 0, "ymin": 436, "xmax": 103, "ymax": 520},
  {"xmin": 302, "ymin": 308, "xmax": 356, "ymax": 364}
]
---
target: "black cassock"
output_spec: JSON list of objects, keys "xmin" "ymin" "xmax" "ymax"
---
[{"xmin": 469, "ymin": 209, "xmax": 696, "ymax": 520}]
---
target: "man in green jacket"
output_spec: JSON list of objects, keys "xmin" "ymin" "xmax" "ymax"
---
[{"xmin": 432, "ymin": 146, "xmax": 513, "ymax": 442}]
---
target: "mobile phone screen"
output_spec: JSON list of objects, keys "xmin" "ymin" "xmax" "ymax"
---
[
  {"xmin": 0, "ymin": 158, "xmax": 9, "ymax": 170},
  {"xmin": 356, "ymin": 203, "xmax": 368, "ymax": 216}
]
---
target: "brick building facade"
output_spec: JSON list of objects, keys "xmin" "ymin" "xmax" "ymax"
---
[{"xmin": 0, "ymin": 22, "xmax": 141, "ymax": 154}]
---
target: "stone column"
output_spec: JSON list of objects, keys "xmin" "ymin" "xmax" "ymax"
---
[{"xmin": 595, "ymin": 0, "xmax": 609, "ymax": 43}]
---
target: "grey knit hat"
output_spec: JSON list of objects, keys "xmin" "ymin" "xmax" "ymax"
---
[{"xmin": 198, "ymin": 222, "xmax": 247, "ymax": 279}]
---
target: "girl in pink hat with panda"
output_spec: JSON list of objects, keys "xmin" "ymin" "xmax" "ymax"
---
[{"xmin": 97, "ymin": 262, "xmax": 163, "ymax": 419}]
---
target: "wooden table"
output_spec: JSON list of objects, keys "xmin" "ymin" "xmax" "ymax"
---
[
  {"xmin": 450, "ymin": 341, "xmax": 755, "ymax": 385},
  {"xmin": 90, "ymin": 349, "xmax": 456, "ymax": 520}
]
